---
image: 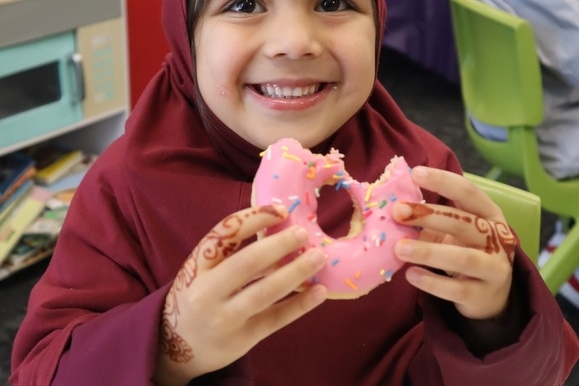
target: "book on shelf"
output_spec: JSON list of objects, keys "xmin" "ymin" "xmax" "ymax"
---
[
  {"xmin": 0, "ymin": 151, "xmax": 36, "ymax": 204},
  {"xmin": 25, "ymin": 143, "xmax": 85, "ymax": 186},
  {"xmin": 0, "ymin": 186, "xmax": 51, "ymax": 265},
  {"xmin": 0, "ymin": 184, "xmax": 78, "ymax": 280},
  {"xmin": 0, "ymin": 236, "xmax": 56, "ymax": 281},
  {"xmin": 44, "ymin": 153, "xmax": 97, "ymax": 194},
  {"xmin": 5, "ymin": 233, "xmax": 56, "ymax": 267},
  {"xmin": 0, "ymin": 179, "xmax": 34, "ymax": 227}
]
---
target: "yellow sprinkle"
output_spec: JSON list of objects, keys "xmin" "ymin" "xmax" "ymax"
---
[
  {"xmin": 380, "ymin": 269, "xmax": 385, "ymax": 276},
  {"xmin": 282, "ymin": 146, "xmax": 289, "ymax": 151},
  {"xmin": 323, "ymin": 237, "xmax": 334, "ymax": 245},
  {"xmin": 345, "ymin": 278, "xmax": 358, "ymax": 290},
  {"xmin": 355, "ymin": 271, "xmax": 361, "ymax": 278},
  {"xmin": 283, "ymin": 152, "xmax": 302, "ymax": 163},
  {"xmin": 365, "ymin": 184, "xmax": 374, "ymax": 202},
  {"xmin": 366, "ymin": 202, "xmax": 378, "ymax": 208}
]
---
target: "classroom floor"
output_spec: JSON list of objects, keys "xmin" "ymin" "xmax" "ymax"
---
[{"xmin": 0, "ymin": 47, "xmax": 577, "ymax": 385}]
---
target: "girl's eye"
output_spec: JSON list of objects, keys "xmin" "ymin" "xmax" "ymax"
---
[
  {"xmin": 316, "ymin": 0, "xmax": 351, "ymax": 12},
  {"xmin": 227, "ymin": 0, "xmax": 265, "ymax": 13}
]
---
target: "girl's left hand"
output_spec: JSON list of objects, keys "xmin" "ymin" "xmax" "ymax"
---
[{"xmin": 393, "ymin": 166, "xmax": 517, "ymax": 320}]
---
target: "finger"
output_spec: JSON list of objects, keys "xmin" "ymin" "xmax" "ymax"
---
[
  {"xmin": 210, "ymin": 226, "xmax": 317, "ymax": 297},
  {"xmin": 410, "ymin": 166, "xmax": 502, "ymax": 220},
  {"xmin": 395, "ymin": 239, "xmax": 512, "ymax": 281},
  {"xmin": 405, "ymin": 266, "xmax": 510, "ymax": 319},
  {"xmin": 393, "ymin": 202, "xmax": 516, "ymax": 256},
  {"xmin": 246, "ymin": 284, "xmax": 327, "ymax": 342},
  {"xmin": 193, "ymin": 205, "xmax": 288, "ymax": 273},
  {"xmin": 229, "ymin": 248, "xmax": 327, "ymax": 318}
]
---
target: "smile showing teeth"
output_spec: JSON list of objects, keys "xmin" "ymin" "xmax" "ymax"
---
[{"xmin": 258, "ymin": 83, "xmax": 322, "ymax": 99}]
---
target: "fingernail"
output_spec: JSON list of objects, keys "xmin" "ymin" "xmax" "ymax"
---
[
  {"xmin": 311, "ymin": 285, "xmax": 327, "ymax": 303},
  {"xmin": 272, "ymin": 204, "xmax": 288, "ymax": 217},
  {"xmin": 393, "ymin": 202, "xmax": 412, "ymax": 220},
  {"xmin": 397, "ymin": 240, "xmax": 413, "ymax": 256},
  {"xmin": 406, "ymin": 269, "xmax": 420, "ymax": 284},
  {"xmin": 413, "ymin": 166, "xmax": 428, "ymax": 178},
  {"xmin": 309, "ymin": 249, "xmax": 327, "ymax": 265},
  {"xmin": 293, "ymin": 227, "xmax": 308, "ymax": 242}
]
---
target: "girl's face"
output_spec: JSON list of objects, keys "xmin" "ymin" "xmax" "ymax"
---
[{"xmin": 194, "ymin": 0, "xmax": 376, "ymax": 149}]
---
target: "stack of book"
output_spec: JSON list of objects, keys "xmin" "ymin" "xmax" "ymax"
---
[
  {"xmin": 0, "ymin": 143, "xmax": 96, "ymax": 280},
  {"xmin": 0, "ymin": 152, "xmax": 49, "ymax": 270}
]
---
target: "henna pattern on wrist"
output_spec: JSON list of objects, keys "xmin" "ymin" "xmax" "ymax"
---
[
  {"xmin": 402, "ymin": 203, "xmax": 517, "ymax": 263},
  {"xmin": 159, "ymin": 205, "xmax": 285, "ymax": 363}
]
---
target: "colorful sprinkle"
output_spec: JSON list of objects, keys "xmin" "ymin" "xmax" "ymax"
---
[
  {"xmin": 344, "ymin": 278, "xmax": 358, "ymax": 290},
  {"xmin": 306, "ymin": 166, "xmax": 316, "ymax": 179},
  {"xmin": 379, "ymin": 200, "xmax": 387, "ymax": 209},
  {"xmin": 380, "ymin": 269, "xmax": 394, "ymax": 282},
  {"xmin": 288, "ymin": 199, "xmax": 301, "ymax": 213},
  {"xmin": 365, "ymin": 184, "xmax": 374, "ymax": 202},
  {"xmin": 283, "ymin": 152, "xmax": 302, "ymax": 163},
  {"xmin": 331, "ymin": 259, "xmax": 340, "ymax": 266},
  {"xmin": 323, "ymin": 237, "xmax": 334, "ymax": 245}
]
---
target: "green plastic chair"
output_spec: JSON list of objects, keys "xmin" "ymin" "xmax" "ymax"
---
[
  {"xmin": 465, "ymin": 172, "xmax": 541, "ymax": 263},
  {"xmin": 450, "ymin": 0, "xmax": 579, "ymax": 293}
]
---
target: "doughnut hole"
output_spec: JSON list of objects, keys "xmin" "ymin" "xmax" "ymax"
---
[{"xmin": 316, "ymin": 184, "xmax": 361, "ymax": 239}]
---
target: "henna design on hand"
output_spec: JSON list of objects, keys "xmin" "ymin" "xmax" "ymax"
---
[
  {"xmin": 159, "ymin": 205, "xmax": 285, "ymax": 363},
  {"xmin": 402, "ymin": 203, "xmax": 517, "ymax": 263}
]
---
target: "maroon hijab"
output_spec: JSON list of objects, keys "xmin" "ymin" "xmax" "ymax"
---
[{"xmin": 123, "ymin": 0, "xmax": 446, "ymax": 243}]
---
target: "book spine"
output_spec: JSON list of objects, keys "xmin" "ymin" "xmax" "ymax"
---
[
  {"xmin": 0, "ymin": 166, "xmax": 36, "ymax": 204},
  {"xmin": 0, "ymin": 186, "xmax": 51, "ymax": 265},
  {"xmin": 35, "ymin": 150, "xmax": 84, "ymax": 185}
]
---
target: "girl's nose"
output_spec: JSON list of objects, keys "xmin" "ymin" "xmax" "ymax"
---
[{"xmin": 262, "ymin": 12, "xmax": 323, "ymax": 60}]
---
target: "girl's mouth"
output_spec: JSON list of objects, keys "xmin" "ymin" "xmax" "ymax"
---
[{"xmin": 255, "ymin": 83, "xmax": 328, "ymax": 99}]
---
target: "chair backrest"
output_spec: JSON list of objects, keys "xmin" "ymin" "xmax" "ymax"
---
[
  {"xmin": 450, "ymin": 0, "xmax": 543, "ymax": 177},
  {"xmin": 465, "ymin": 172, "xmax": 541, "ymax": 263},
  {"xmin": 450, "ymin": 0, "xmax": 543, "ymax": 128},
  {"xmin": 450, "ymin": 0, "xmax": 579, "ymax": 219}
]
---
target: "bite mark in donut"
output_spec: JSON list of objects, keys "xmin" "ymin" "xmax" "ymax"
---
[{"xmin": 251, "ymin": 138, "xmax": 424, "ymax": 299}]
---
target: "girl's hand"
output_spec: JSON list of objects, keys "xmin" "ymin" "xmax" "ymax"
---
[
  {"xmin": 154, "ymin": 205, "xmax": 327, "ymax": 385},
  {"xmin": 393, "ymin": 166, "xmax": 517, "ymax": 321}
]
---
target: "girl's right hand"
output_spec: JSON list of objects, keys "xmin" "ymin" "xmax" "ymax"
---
[{"xmin": 153, "ymin": 205, "xmax": 327, "ymax": 385}]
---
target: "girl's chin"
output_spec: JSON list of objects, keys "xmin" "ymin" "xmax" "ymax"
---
[{"xmin": 247, "ymin": 128, "xmax": 337, "ymax": 150}]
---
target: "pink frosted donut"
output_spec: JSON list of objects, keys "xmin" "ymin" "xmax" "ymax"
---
[{"xmin": 252, "ymin": 138, "xmax": 423, "ymax": 299}]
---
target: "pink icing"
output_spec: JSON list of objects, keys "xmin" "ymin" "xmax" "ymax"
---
[{"xmin": 253, "ymin": 138, "xmax": 423, "ymax": 298}]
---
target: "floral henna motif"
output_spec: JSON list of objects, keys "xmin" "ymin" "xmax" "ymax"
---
[
  {"xmin": 159, "ymin": 205, "xmax": 285, "ymax": 363},
  {"xmin": 402, "ymin": 203, "xmax": 517, "ymax": 262},
  {"xmin": 159, "ymin": 317, "xmax": 193, "ymax": 363}
]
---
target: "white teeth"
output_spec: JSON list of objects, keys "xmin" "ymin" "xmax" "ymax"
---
[{"xmin": 258, "ymin": 83, "xmax": 321, "ymax": 99}]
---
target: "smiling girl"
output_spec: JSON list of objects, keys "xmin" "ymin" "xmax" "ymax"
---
[{"xmin": 10, "ymin": 0, "xmax": 578, "ymax": 385}]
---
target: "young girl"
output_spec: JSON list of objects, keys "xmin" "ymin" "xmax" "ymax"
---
[{"xmin": 11, "ymin": 0, "xmax": 578, "ymax": 385}]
